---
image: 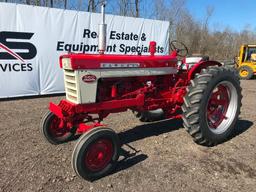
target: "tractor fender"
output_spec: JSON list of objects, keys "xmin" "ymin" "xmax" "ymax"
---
[{"xmin": 188, "ymin": 60, "xmax": 222, "ymax": 81}]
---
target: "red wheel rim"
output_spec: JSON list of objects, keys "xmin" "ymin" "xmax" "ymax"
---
[
  {"xmin": 49, "ymin": 116, "xmax": 69, "ymax": 138},
  {"xmin": 85, "ymin": 139, "xmax": 114, "ymax": 172},
  {"xmin": 207, "ymin": 84, "xmax": 230, "ymax": 129}
]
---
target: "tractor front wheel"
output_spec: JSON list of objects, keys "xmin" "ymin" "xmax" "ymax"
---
[
  {"xmin": 72, "ymin": 127, "xmax": 120, "ymax": 181},
  {"xmin": 182, "ymin": 66, "xmax": 242, "ymax": 146},
  {"xmin": 40, "ymin": 111, "xmax": 75, "ymax": 145},
  {"xmin": 238, "ymin": 65, "xmax": 253, "ymax": 80}
]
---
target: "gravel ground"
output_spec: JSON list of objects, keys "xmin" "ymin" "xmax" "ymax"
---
[{"xmin": 0, "ymin": 80, "xmax": 255, "ymax": 192}]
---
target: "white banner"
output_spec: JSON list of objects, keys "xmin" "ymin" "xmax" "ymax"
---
[{"xmin": 0, "ymin": 3, "xmax": 169, "ymax": 98}]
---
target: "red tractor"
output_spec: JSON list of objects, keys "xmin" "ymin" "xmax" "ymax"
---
[{"xmin": 41, "ymin": 3, "xmax": 242, "ymax": 181}]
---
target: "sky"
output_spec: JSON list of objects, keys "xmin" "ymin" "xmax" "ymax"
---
[
  {"xmin": 3, "ymin": 0, "xmax": 254, "ymax": 33},
  {"xmin": 185, "ymin": 0, "xmax": 256, "ymax": 32}
]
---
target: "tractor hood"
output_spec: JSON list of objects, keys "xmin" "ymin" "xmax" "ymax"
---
[{"xmin": 60, "ymin": 53, "xmax": 177, "ymax": 70}]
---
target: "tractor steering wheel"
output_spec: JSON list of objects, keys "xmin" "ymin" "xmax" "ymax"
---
[{"xmin": 170, "ymin": 40, "xmax": 188, "ymax": 57}]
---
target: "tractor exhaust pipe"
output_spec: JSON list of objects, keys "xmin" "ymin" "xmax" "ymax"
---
[{"xmin": 98, "ymin": 1, "xmax": 107, "ymax": 54}]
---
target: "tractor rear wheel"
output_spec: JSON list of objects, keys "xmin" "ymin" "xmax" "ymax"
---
[
  {"xmin": 182, "ymin": 66, "xmax": 242, "ymax": 146},
  {"xmin": 72, "ymin": 127, "xmax": 120, "ymax": 181},
  {"xmin": 132, "ymin": 109, "xmax": 165, "ymax": 122},
  {"xmin": 238, "ymin": 65, "xmax": 253, "ymax": 80},
  {"xmin": 40, "ymin": 111, "xmax": 75, "ymax": 145}
]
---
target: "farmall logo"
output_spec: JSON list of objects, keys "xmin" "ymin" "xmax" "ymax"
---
[
  {"xmin": 0, "ymin": 31, "xmax": 37, "ymax": 72},
  {"xmin": 82, "ymin": 74, "xmax": 97, "ymax": 83}
]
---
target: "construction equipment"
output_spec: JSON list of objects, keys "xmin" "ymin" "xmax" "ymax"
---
[
  {"xmin": 236, "ymin": 44, "xmax": 256, "ymax": 79},
  {"xmin": 40, "ymin": 2, "xmax": 242, "ymax": 181}
]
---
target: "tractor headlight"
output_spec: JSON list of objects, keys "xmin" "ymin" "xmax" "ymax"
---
[{"xmin": 62, "ymin": 58, "xmax": 72, "ymax": 69}]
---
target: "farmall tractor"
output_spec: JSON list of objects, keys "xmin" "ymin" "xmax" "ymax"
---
[{"xmin": 41, "ymin": 3, "xmax": 242, "ymax": 181}]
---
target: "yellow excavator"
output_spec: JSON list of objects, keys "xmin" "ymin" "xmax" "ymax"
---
[{"xmin": 236, "ymin": 44, "xmax": 256, "ymax": 79}]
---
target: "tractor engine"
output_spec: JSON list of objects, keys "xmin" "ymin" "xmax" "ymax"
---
[{"xmin": 60, "ymin": 52, "xmax": 181, "ymax": 112}]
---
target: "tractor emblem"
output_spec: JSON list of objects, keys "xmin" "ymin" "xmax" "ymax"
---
[{"xmin": 82, "ymin": 74, "xmax": 97, "ymax": 83}]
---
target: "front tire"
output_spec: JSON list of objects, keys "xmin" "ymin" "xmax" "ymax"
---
[
  {"xmin": 72, "ymin": 127, "xmax": 120, "ymax": 181},
  {"xmin": 40, "ymin": 111, "xmax": 74, "ymax": 145},
  {"xmin": 182, "ymin": 66, "xmax": 242, "ymax": 146},
  {"xmin": 238, "ymin": 65, "xmax": 253, "ymax": 80}
]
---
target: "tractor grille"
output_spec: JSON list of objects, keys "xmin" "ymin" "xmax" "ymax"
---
[{"xmin": 63, "ymin": 69, "xmax": 79, "ymax": 104}]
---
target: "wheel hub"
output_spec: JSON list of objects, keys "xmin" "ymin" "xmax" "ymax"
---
[
  {"xmin": 207, "ymin": 85, "xmax": 229, "ymax": 128},
  {"xmin": 49, "ymin": 117, "xmax": 69, "ymax": 138},
  {"xmin": 240, "ymin": 70, "xmax": 248, "ymax": 77},
  {"xmin": 206, "ymin": 81, "xmax": 238, "ymax": 134},
  {"xmin": 85, "ymin": 139, "xmax": 113, "ymax": 172}
]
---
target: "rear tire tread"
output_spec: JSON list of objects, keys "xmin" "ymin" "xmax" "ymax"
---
[{"xmin": 182, "ymin": 66, "xmax": 242, "ymax": 146}]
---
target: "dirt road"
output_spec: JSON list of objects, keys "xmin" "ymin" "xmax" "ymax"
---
[{"xmin": 0, "ymin": 80, "xmax": 255, "ymax": 192}]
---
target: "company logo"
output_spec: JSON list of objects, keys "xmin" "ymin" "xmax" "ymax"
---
[
  {"xmin": 0, "ymin": 31, "xmax": 37, "ymax": 72},
  {"xmin": 82, "ymin": 74, "xmax": 97, "ymax": 83},
  {"xmin": 0, "ymin": 31, "xmax": 37, "ymax": 60}
]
